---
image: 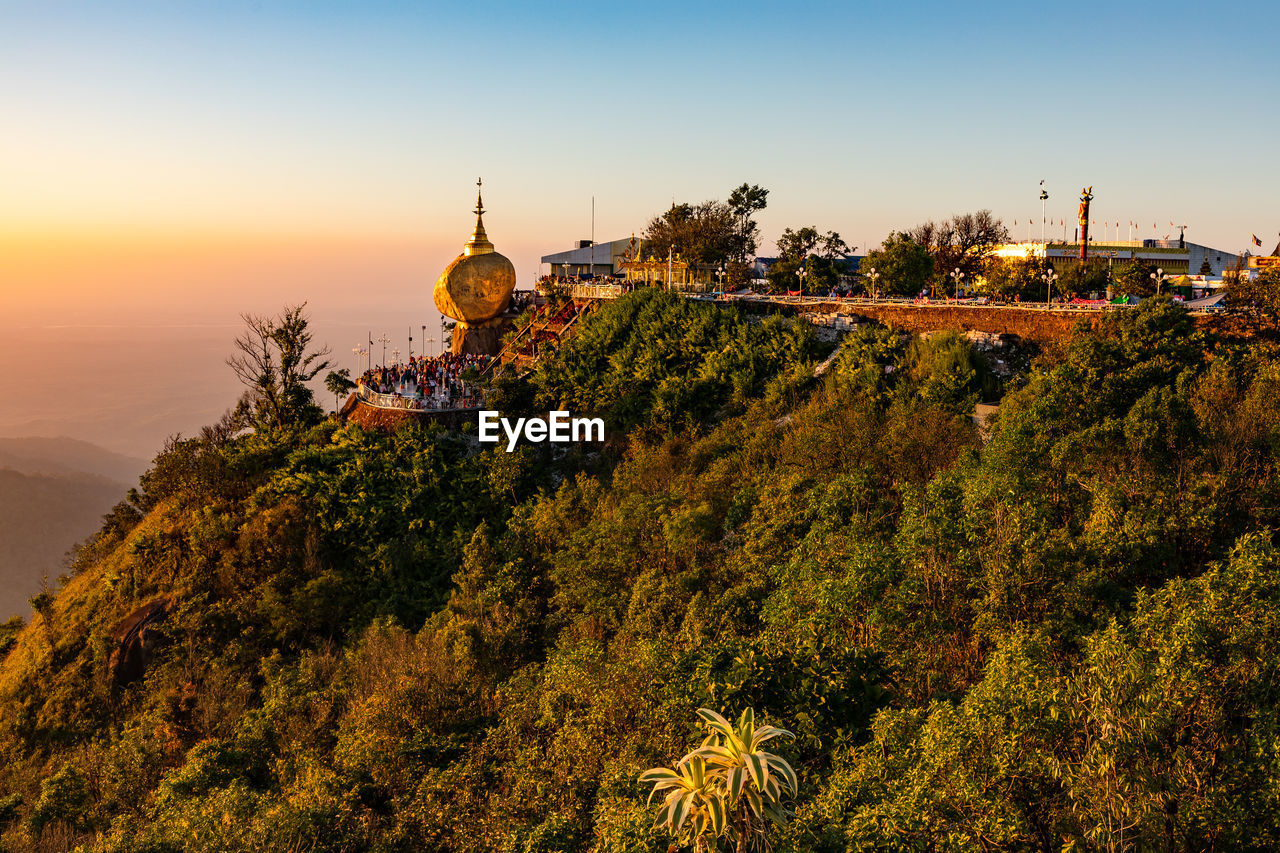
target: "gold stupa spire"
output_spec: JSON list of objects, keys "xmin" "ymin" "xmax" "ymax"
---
[{"xmin": 465, "ymin": 176, "xmax": 495, "ymax": 256}]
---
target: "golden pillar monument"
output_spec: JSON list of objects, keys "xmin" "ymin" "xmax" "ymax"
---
[
  {"xmin": 1077, "ymin": 186, "xmax": 1093, "ymax": 261},
  {"xmin": 434, "ymin": 178, "xmax": 517, "ymax": 354}
]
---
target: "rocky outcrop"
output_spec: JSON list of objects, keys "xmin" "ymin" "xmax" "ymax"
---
[
  {"xmin": 107, "ymin": 597, "xmax": 171, "ymax": 686},
  {"xmin": 451, "ymin": 317, "xmax": 513, "ymax": 355}
]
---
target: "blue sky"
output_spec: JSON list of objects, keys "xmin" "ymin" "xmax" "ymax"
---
[{"xmin": 3, "ymin": 0, "xmax": 1275, "ymax": 263}]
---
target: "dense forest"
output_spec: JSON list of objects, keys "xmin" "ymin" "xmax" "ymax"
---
[{"xmin": 2, "ymin": 289, "xmax": 1279, "ymax": 852}]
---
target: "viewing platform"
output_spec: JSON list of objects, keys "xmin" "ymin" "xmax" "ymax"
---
[{"xmin": 339, "ymin": 384, "xmax": 485, "ymax": 432}]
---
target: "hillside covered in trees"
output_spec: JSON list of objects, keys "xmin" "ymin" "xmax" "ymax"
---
[{"xmin": 2, "ymin": 290, "xmax": 1280, "ymax": 852}]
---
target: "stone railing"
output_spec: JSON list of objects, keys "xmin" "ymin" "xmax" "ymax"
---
[{"xmin": 356, "ymin": 384, "xmax": 484, "ymax": 412}]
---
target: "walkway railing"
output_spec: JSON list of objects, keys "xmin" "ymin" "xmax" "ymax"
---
[
  {"xmin": 356, "ymin": 384, "xmax": 483, "ymax": 412},
  {"xmin": 570, "ymin": 282, "xmax": 624, "ymax": 300},
  {"xmin": 570, "ymin": 287, "xmax": 1220, "ymax": 315},
  {"xmin": 483, "ymin": 299, "xmax": 598, "ymax": 379}
]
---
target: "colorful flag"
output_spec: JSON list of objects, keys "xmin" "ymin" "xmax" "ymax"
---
[{"xmin": 1253, "ymin": 234, "xmax": 1263, "ymax": 247}]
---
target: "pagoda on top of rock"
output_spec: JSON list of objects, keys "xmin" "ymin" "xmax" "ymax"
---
[{"xmin": 433, "ymin": 178, "xmax": 517, "ymax": 355}]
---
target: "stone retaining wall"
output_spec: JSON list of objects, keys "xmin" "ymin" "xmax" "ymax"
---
[
  {"xmin": 837, "ymin": 304, "xmax": 1102, "ymax": 344},
  {"xmin": 339, "ymin": 395, "xmax": 480, "ymax": 432}
]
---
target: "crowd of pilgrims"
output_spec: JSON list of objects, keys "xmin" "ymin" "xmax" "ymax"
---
[{"xmin": 359, "ymin": 352, "xmax": 490, "ymax": 410}]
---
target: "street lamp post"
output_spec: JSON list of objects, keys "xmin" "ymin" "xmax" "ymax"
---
[
  {"xmin": 1040, "ymin": 181, "xmax": 1049, "ymax": 245},
  {"xmin": 796, "ymin": 265, "xmax": 807, "ymax": 296},
  {"xmin": 1150, "ymin": 267, "xmax": 1164, "ymax": 295},
  {"xmin": 422, "ymin": 325, "xmax": 427, "ymax": 358},
  {"xmin": 951, "ymin": 267, "xmax": 964, "ymax": 300},
  {"xmin": 716, "ymin": 264, "xmax": 725, "ymax": 294},
  {"xmin": 867, "ymin": 266, "xmax": 880, "ymax": 298},
  {"xmin": 391, "ymin": 348, "xmax": 401, "ymax": 366},
  {"xmin": 376, "ymin": 334, "xmax": 390, "ymax": 367},
  {"xmin": 1043, "ymin": 266, "xmax": 1058, "ymax": 304}
]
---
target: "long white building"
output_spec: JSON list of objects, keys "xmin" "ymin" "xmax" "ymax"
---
[{"xmin": 992, "ymin": 238, "xmax": 1246, "ymax": 278}]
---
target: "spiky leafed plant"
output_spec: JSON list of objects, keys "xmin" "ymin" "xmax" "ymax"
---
[{"xmin": 640, "ymin": 708, "xmax": 797, "ymax": 852}]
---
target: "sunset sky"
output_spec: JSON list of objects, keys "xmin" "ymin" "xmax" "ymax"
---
[{"xmin": 1, "ymin": 0, "xmax": 1276, "ymax": 456}]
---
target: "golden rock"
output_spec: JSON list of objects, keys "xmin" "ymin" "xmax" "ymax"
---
[{"xmin": 434, "ymin": 180, "xmax": 515, "ymax": 323}]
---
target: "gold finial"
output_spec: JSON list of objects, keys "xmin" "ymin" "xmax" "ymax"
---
[{"xmin": 466, "ymin": 177, "xmax": 494, "ymax": 256}]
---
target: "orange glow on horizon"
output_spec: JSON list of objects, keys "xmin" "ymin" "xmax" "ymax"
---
[{"xmin": 0, "ymin": 224, "xmax": 550, "ymax": 327}]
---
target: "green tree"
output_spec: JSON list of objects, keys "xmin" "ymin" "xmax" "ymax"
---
[
  {"xmin": 768, "ymin": 229, "xmax": 850, "ymax": 294},
  {"xmin": 0, "ymin": 615, "xmax": 22, "ymax": 657},
  {"xmin": 818, "ymin": 231, "xmax": 850, "ymax": 260},
  {"xmin": 792, "ymin": 534, "xmax": 1280, "ymax": 852},
  {"xmin": 1110, "ymin": 258, "xmax": 1157, "ymax": 297},
  {"xmin": 29, "ymin": 764, "xmax": 90, "ymax": 835},
  {"xmin": 644, "ymin": 201, "xmax": 734, "ymax": 265},
  {"xmin": 764, "ymin": 256, "xmax": 804, "ymax": 294},
  {"xmin": 978, "ymin": 254, "xmax": 1046, "ymax": 300},
  {"xmin": 775, "ymin": 227, "xmax": 821, "ymax": 262},
  {"xmin": 644, "ymin": 183, "xmax": 770, "ymax": 277},
  {"xmin": 228, "ymin": 303, "xmax": 330, "ymax": 431},
  {"xmin": 324, "ymin": 368, "xmax": 356, "ymax": 410},
  {"xmin": 727, "ymin": 183, "xmax": 770, "ymax": 264},
  {"xmin": 1056, "ymin": 260, "xmax": 1110, "ymax": 298},
  {"xmin": 1227, "ymin": 265, "xmax": 1280, "ymax": 327},
  {"xmin": 805, "ymin": 255, "xmax": 849, "ymax": 292},
  {"xmin": 862, "ymin": 232, "xmax": 934, "ymax": 296},
  {"xmin": 907, "ymin": 210, "xmax": 1009, "ymax": 290}
]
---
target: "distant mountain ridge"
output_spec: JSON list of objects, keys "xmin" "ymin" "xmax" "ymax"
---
[
  {"xmin": 0, "ymin": 437, "xmax": 141, "ymax": 619},
  {"xmin": 0, "ymin": 436, "xmax": 147, "ymax": 483}
]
